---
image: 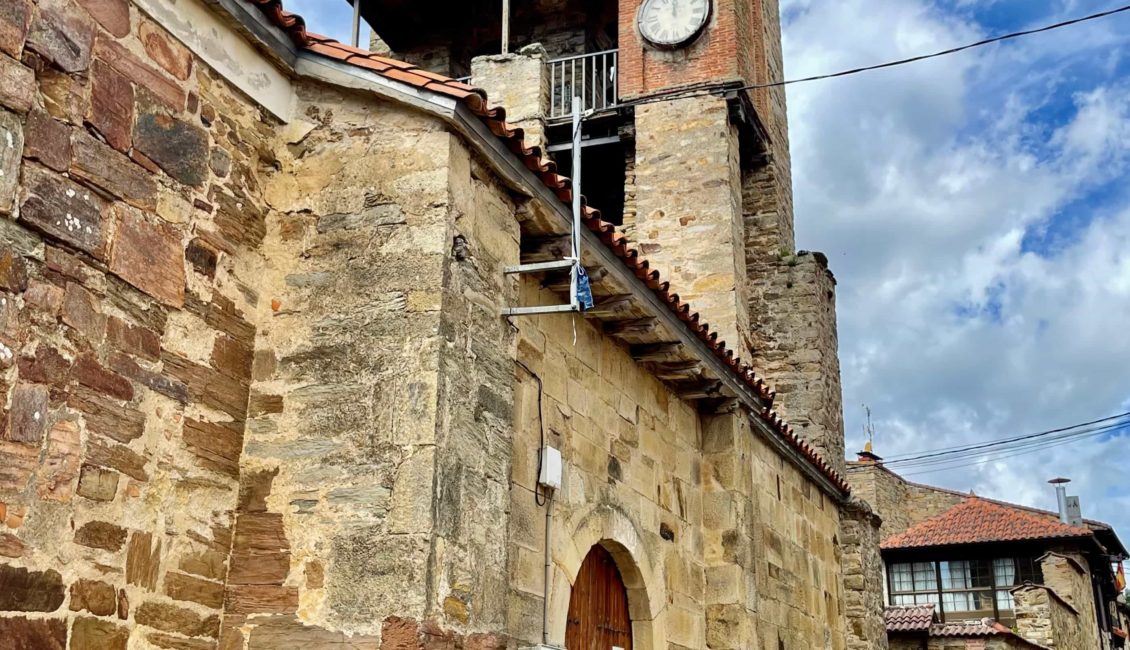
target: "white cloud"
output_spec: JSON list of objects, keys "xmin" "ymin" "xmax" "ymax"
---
[{"xmin": 782, "ymin": 0, "xmax": 1130, "ymax": 535}]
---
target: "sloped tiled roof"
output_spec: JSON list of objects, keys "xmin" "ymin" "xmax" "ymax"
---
[
  {"xmin": 884, "ymin": 605, "xmax": 935, "ymax": 632},
  {"xmin": 882, "ymin": 497, "xmax": 1094, "ymax": 550},
  {"xmin": 236, "ymin": 0, "xmax": 850, "ymax": 493},
  {"xmin": 930, "ymin": 618, "xmax": 1002, "ymax": 637}
]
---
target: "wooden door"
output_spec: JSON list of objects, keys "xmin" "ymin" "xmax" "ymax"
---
[{"xmin": 566, "ymin": 545, "xmax": 633, "ymax": 650}]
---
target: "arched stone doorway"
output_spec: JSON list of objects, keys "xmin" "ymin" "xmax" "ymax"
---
[{"xmin": 566, "ymin": 544, "xmax": 633, "ymax": 650}]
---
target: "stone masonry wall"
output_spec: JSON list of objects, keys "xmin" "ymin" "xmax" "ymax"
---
[
  {"xmin": 840, "ymin": 499, "xmax": 889, "ymax": 650},
  {"xmin": 0, "ymin": 1, "xmax": 274, "ymax": 648},
  {"xmin": 845, "ymin": 463, "xmax": 967, "ymax": 539},
  {"xmin": 1014, "ymin": 584, "xmax": 1092, "ymax": 650},
  {"xmin": 1039, "ymin": 552, "xmax": 1102, "ymax": 650}
]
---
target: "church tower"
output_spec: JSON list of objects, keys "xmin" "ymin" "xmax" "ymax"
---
[{"xmin": 361, "ymin": 0, "xmax": 844, "ymax": 470}]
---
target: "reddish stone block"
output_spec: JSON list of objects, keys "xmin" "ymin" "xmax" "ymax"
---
[
  {"xmin": 94, "ymin": 36, "xmax": 185, "ymax": 112},
  {"xmin": 182, "ymin": 418, "xmax": 243, "ymax": 478},
  {"xmin": 0, "ymin": 441, "xmax": 38, "ymax": 492},
  {"xmin": 0, "ymin": 564, "xmax": 66, "ymax": 611},
  {"xmin": 126, "ymin": 530, "xmax": 160, "ymax": 589},
  {"xmin": 133, "ymin": 109, "xmax": 209, "ymax": 187},
  {"xmin": 211, "ymin": 334, "xmax": 252, "ymax": 381},
  {"xmin": 6, "ymin": 382, "xmax": 49, "ymax": 443},
  {"xmin": 75, "ymin": 0, "xmax": 129, "ymax": 38},
  {"xmin": 71, "ymin": 129, "xmax": 157, "ymax": 210},
  {"xmin": 36, "ymin": 419, "xmax": 81, "ymax": 501},
  {"xmin": 39, "ymin": 67, "xmax": 89, "ymax": 123},
  {"xmin": 140, "ymin": 17, "xmax": 191, "ymax": 81},
  {"xmin": 67, "ymin": 385, "xmax": 145, "ymax": 442},
  {"xmin": 0, "ymin": 0, "xmax": 33, "ymax": 58},
  {"xmin": 0, "ymin": 109, "xmax": 22, "ymax": 215},
  {"xmin": 89, "ymin": 59, "xmax": 133, "ymax": 152},
  {"xmin": 222, "ymin": 584, "xmax": 299, "ymax": 616},
  {"xmin": 19, "ymin": 163, "xmax": 111, "ymax": 257},
  {"xmin": 72, "ymin": 352, "xmax": 133, "ymax": 400},
  {"xmin": 85, "ymin": 437, "xmax": 148, "ymax": 481},
  {"xmin": 107, "ymin": 316, "xmax": 160, "ymax": 361},
  {"xmin": 0, "ymin": 531, "xmax": 26, "ymax": 557},
  {"xmin": 0, "ymin": 248, "xmax": 28, "ymax": 292},
  {"xmin": 0, "ymin": 54, "xmax": 35, "ymax": 113},
  {"xmin": 16, "ymin": 345, "xmax": 72, "ymax": 386},
  {"xmin": 71, "ymin": 616, "xmax": 129, "ymax": 650},
  {"xmin": 62, "ymin": 282, "xmax": 107, "ymax": 345},
  {"xmin": 27, "ymin": 0, "xmax": 94, "ymax": 73},
  {"xmin": 74, "ymin": 520, "xmax": 127, "ymax": 551},
  {"xmin": 69, "ymin": 578, "xmax": 117, "ymax": 616},
  {"xmin": 109, "ymin": 205, "xmax": 185, "ymax": 307},
  {"xmin": 381, "ymin": 617, "xmax": 423, "ymax": 650},
  {"xmin": 24, "ymin": 109, "xmax": 73, "ymax": 171},
  {"xmin": 0, "ymin": 617, "xmax": 67, "ymax": 649},
  {"xmin": 228, "ymin": 550, "xmax": 289, "ymax": 586}
]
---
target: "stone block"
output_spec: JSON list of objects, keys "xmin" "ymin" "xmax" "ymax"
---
[
  {"xmin": 228, "ymin": 550, "xmax": 289, "ymax": 585},
  {"xmin": 0, "ymin": 56, "xmax": 34, "ymax": 114},
  {"xmin": 163, "ymin": 353, "xmax": 247, "ymax": 419},
  {"xmin": 72, "ymin": 352, "xmax": 133, "ymax": 400},
  {"xmin": 179, "ymin": 548, "xmax": 227, "ymax": 582},
  {"xmin": 89, "ymin": 59, "xmax": 134, "ymax": 152},
  {"xmin": 165, "ymin": 571, "xmax": 224, "ymax": 609},
  {"xmin": 62, "ymin": 282, "xmax": 106, "ymax": 345},
  {"xmin": 70, "ymin": 578, "xmax": 117, "ymax": 616},
  {"xmin": 182, "ymin": 418, "xmax": 243, "ymax": 477},
  {"xmin": 77, "ymin": 463, "xmax": 119, "ymax": 501},
  {"xmin": 17, "ymin": 345, "xmax": 71, "ymax": 386},
  {"xmin": 136, "ymin": 600, "xmax": 220, "ymax": 638},
  {"xmin": 26, "ymin": 111, "xmax": 73, "ymax": 176},
  {"xmin": 0, "ymin": 110, "xmax": 23, "ymax": 215},
  {"xmin": 0, "ymin": 441, "xmax": 38, "ymax": 491},
  {"xmin": 6, "ymin": 383, "xmax": 49, "ymax": 443},
  {"xmin": 94, "ymin": 36, "xmax": 185, "ymax": 111},
  {"xmin": 75, "ymin": 0, "xmax": 129, "ymax": 38},
  {"xmin": 0, "ymin": 564, "xmax": 66, "ymax": 611},
  {"xmin": 19, "ymin": 163, "xmax": 110, "ymax": 257},
  {"xmin": 39, "ymin": 67, "xmax": 88, "ymax": 123},
  {"xmin": 140, "ymin": 17, "xmax": 192, "ymax": 80},
  {"xmin": 0, "ymin": 531, "xmax": 26, "ymax": 557},
  {"xmin": 0, "ymin": 248, "xmax": 27, "ymax": 293},
  {"xmin": 27, "ymin": 0, "xmax": 94, "ymax": 72},
  {"xmin": 75, "ymin": 520, "xmax": 127, "ymax": 551},
  {"xmin": 148, "ymin": 631, "xmax": 216, "ymax": 650},
  {"xmin": 36, "ymin": 419, "xmax": 81, "ymax": 500},
  {"xmin": 185, "ymin": 238, "xmax": 218, "ymax": 278},
  {"xmin": 67, "ymin": 386, "xmax": 145, "ymax": 442},
  {"xmin": 72, "ymin": 616, "xmax": 129, "ymax": 650},
  {"xmin": 233, "ymin": 512, "xmax": 288, "ymax": 552},
  {"xmin": 133, "ymin": 107, "xmax": 208, "ymax": 187},
  {"xmin": 0, "ymin": 0, "xmax": 33, "ymax": 58},
  {"xmin": 0, "ymin": 617, "xmax": 67, "ymax": 649},
  {"xmin": 71, "ymin": 130, "xmax": 157, "ymax": 209},
  {"xmin": 108, "ymin": 352, "xmax": 188, "ymax": 403},
  {"xmin": 86, "ymin": 437, "xmax": 148, "ymax": 481},
  {"xmin": 110, "ymin": 205, "xmax": 184, "ymax": 306},
  {"xmin": 222, "ymin": 584, "xmax": 299, "ymax": 616},
  {"xmin": 107, "ymin": 316, "xmax": 160, "ymax": 361},
  {"xmin": 388, "ymin": 446, "xmax": 435, "ymax": 534},
  {"xmin": 126, "ymin": 530, "xmax": 160, "ymax": 589}
]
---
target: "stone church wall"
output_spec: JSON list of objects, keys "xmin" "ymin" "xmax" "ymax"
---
[{"xmin": 0, "ymin": 1, "xmax": 274, "ymax": 646}]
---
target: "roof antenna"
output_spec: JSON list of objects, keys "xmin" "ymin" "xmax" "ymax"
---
[{"xmin": 863, "ymin": 404, "xmax": 875, "ymax": 453}]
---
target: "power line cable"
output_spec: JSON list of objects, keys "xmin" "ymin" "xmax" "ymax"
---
[{"xmin": 612, "ymin": 3, "xmax": 1130, "ymax": 111}]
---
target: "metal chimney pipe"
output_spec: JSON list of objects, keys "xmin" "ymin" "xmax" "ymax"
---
[{"xmin": 1049, "ymin": 478, "xmax": 1071, "ymax": 524}]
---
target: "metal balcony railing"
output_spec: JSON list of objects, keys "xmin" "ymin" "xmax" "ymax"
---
[{"xmin": 548, "ymin": 49, "xmax": 618, "ymax": 120}]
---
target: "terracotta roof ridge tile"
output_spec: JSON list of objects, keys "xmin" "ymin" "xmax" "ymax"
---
[{"xmin": 238, "ymin": 0, "xmax": 850, "ymax": 495}]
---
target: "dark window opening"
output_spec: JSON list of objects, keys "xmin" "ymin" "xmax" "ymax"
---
[{"xmin": 548, "ymin": 122, "xmax": 628, "ymax": 226}]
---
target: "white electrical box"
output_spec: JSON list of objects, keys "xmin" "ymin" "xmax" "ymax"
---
[{"xmin": 538, "ymin": 447, "xmax": 562, "ymax": 490}]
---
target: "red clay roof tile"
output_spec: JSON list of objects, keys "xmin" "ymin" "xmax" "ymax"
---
[
  {"xmin": 240, "ymin": 0, "xmax": 851, "ymax": 495},
  {"xmin": 884, "ymin": 605, "xmax": 935, "ymax": 632},
  {"xmin": 881, "ymin": 497, "xmax": 1094, "ymax": 550}
]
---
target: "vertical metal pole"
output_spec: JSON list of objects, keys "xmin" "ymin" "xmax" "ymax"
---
[
  {"xmin": 570, "ymin": 96, "xmax": 582, "ymax": 311},
  {"xmin": 350, "ymin": 0, "xmax": 362, "ymax": 48},
  {"xmin": 542, "ymin": 490, "xmax": 554, "ymax": 646},
  {"xmin": 501, "ymin": 0, "xmax": 510, "ymax": 54}
]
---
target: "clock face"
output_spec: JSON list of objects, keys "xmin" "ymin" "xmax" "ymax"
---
[{"xmin": 637, "ymin": 0, "xmax": 711, "ymax": 48}]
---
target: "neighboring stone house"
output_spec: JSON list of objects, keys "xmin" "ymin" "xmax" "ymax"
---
[
  {"xmin": 0, "ymin": 0, "xmax": 888, "ymax": 649},
  {"xmin": 885, "ymin": 604, "xmax": 1051, "ymax": 650},
  {"xmin": 849, "ymin": 452, "xmax": 1128, "ymax": 650}
]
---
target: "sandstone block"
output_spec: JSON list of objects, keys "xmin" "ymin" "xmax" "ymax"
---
[
  {"xmin": 6, "ymin": 382, "xmax": 49, "ymax": 443},
  {"xmin": 212, "ymin": 190, "xmax": 265, "ymax": 249},
  {"xmin": 0, "ymin": 109, "xmax": 23, "ymax": 214},
  {"xmin": 0, "ymin": 56, "xmax": 34, "ymax": 114},
  {"xmin": 140, "ymin": 18, "xmax": 191, "ymax": 81},
  {"xmin": 72, "ymin": 616, "xmax": 129, "ymax": 650},
  {"xmin": 136, "ymin": 600, "xmax": 221, "ymax": 638},
  {"xmin": 95, "ymin": 36, "xmax": 185, "ymax": 111},
  {"xmin": 165, "ymin": 571, "xmax": 224, "ymax": 609},
  {"xmin": 27, "ymin": 0, "xmax": 94, "ymax": 72},
  {"xmin": 62, "ymin": 282, "xmax": 106, "ymax": 345},
  {"xmin": 0, "ymin": 248, "xmax": 28, "ymax": 293},
  {"xmin": 75, "ymin": 0, "xmax": 129, "ymax": 38},
  {"xmin": 134, "ymin": 110, "xmax": 209, "ymax": 187},
  {"xmin": 75, "ymin": 519, "xmax": 127, "ymax": 551},
  {"xmin": 86, "ymin": 437, "xmax": 148, "ymax": 480},
  {"xmin": 0, "ymin": 564, "xmax": 66, "ymax": 611},
  {"xmin": 89, "ymin": 59, "xmax": 134, "ymax": 152},
  {"xmin": 211, "ymin": 334, "xmax": 252, "ymax": 381},
  {"xmin": 164, "ymin": 353, "xmax": 247, "ymax": 419},
  {"xmin": 39, "ymin": 67, "xmax": 88, "ymax": 123},
  {"xmin": 148, "ymin": 631, "xmax": 216, "ymax": 650},
  {"xmin": 223, "ymin": 584, "xmax": 299, "ymax": 616},
  {"xmin": 110, "ymin": 205, "xmax": 184, "ymax": 306},
  {"xmin": 227, "ymin": 550, "xmax": 289, "ymax": 585},
  {"xmin": 19, "ymin": 163, "xmax": 110, "ymax": 257},
  {"xmin": 0, "ymin": 441, "xmax": 38, "ymax": 491},
  {"xmin": 107, "ymin": 316, "xmax": 160, "ymax": 360},
  {"xmin": 36, "ymin": 419, "xmax": 81, "ymax": 501},
  {"xmin": 70, "ymin": 578, "xmax": 117, "ymax": 615},
  {"xmin": 67, "ymin": 386, "xmax": 145, "ymax": 442},
  {"xmin": 77, "ymin": 463, "xmax": 119, "ymax": 501},
  {"xmin": 178, "ymin": 549, "xmax": 227, "ymax": 582},
  {"xmin": 233, "ymin": 512, "xmax": 288, "ymax": 552},
  {"xmin": 0, "ymin": 0, "xmax": 33, "ymax": 58},
  {"xmin": 182, "ymin": 418, "xmax": 243, "ymax": 477},
  {"xmin": 71, "ymin": 129, "xmax": 157, "ymax": 209},
  {"xmin": 72, "ymin": 352, "xmax": 133, "ymax": 400},
  {"xmin": 126, "ymin": 530, "xmax": 160, "ymax": 589},
  {"xmin": 26, "ymin": 111, "xmax": 73, "ymax": 177},
  {"xmin": 0, "ymin": 617, "xmax": 67, "ymax": 649}
]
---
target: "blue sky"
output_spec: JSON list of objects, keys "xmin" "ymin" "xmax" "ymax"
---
[{"xmin": 295, "ymin": 0, "xmax": 1130, "ymax": 561}]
